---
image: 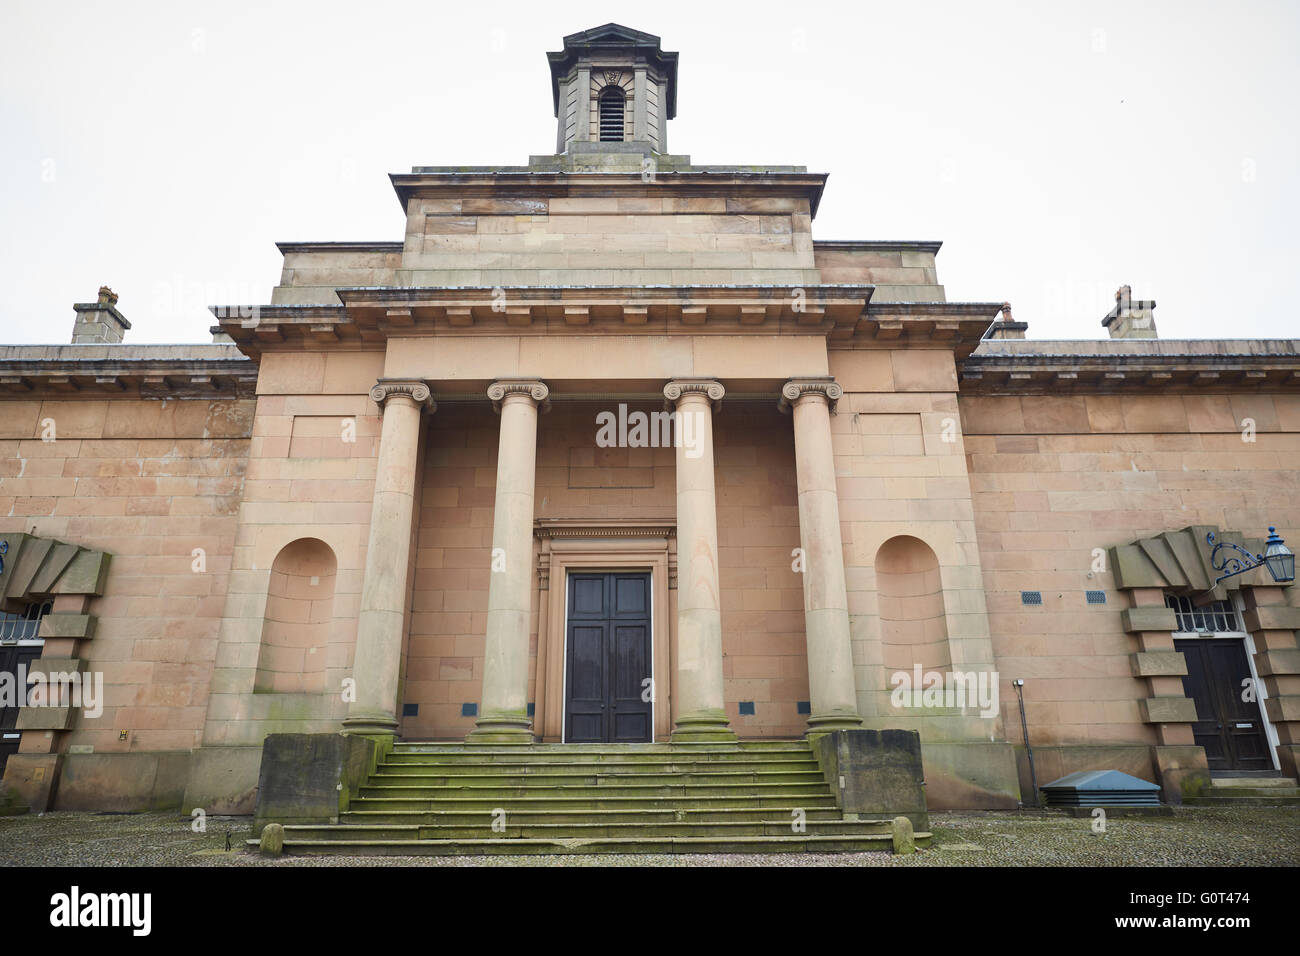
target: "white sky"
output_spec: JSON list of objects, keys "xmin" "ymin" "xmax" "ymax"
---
[{"xmin": 1, "ymin": 0, "xmax": 1296, "ymax": 344}]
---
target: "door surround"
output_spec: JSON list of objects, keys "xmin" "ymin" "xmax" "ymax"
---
[
  {"xmin": 1173, "ymin": 594, "xmax": 1280, "ymax": 773},
  {"xmin": 534, "ymin": 519, "xmax": 675, "ymax": 742}
]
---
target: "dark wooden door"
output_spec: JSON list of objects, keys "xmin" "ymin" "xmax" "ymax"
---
[
  {"xmin": 565, "ymin": 572, "xmax": 653, "ymax": 743},
  {"xmin": 1176, "ymin": 638, "xmax": 1273, "ymax": 772},
  {"xmin": 0, "ymin": 645, "xmax": 39, "ymax": 774}
]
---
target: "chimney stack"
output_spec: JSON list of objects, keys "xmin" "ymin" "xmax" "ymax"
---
[
  {"xmin": 986, "ymin": 302, "xmax": 1028, "ymax": 340},
  {"xmin": 71, "ymin": 286, "xmax": 131, "ymax": 344},
  {"xmin": 1102, "ymin": 285, "xmax": 1157, "ymax": 339}
]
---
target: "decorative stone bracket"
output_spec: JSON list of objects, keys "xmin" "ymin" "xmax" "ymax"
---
[
  {"xmin": 1110, "ymin": 525, "xmax": 1300, "ymax": 795},
  {"xmin": 0, "ymin": 532, "xmax": 112, "ymax": 811}
]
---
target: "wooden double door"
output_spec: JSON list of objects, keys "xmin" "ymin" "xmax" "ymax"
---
[
  {"xmin": 565, "ymin": 572, "xmax": 653, "ymax": 743},
  {"xmin": 0, "ymin": 645, "xmax": 39, "ymax": 774},
  {"xmin": 1176, "ymin": 637, "xmax": 1273, "ymax": 773}
]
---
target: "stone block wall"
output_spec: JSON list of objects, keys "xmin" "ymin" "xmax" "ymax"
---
[
  {"xmin": 0, "ymin": 397, "xmax": 252, "ymax": 760},
  {"xmin": 960, "ymin": 391, "xmax": 1300, "ymax": 780}
]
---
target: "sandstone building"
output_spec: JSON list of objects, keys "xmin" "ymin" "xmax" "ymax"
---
[{"xmin": 2, "ymin": 25, "xmax": 1298, "ymax": 839}]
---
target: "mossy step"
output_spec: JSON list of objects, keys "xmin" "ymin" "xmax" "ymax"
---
[
  {"xmin": 248, "ymin": 833, "xmax": 930, "ymax": 856},
  {"xmin": 1183, "ymin": 794, "xmax": 1300, "ymax": 806},
  {"xmin": 284, "ymin": 821, "xmax": 896, "ymax": 840},
  {"xmin": 394, "ymin": 742, "xmax": 812, "ymax": 753},
  {"xmin": 385, "ymin": 752, "xmax": 815, "ymax": 765},
  {"xmin": 357, "ymin": 783, "xmax": 834, "ymax": 799},
  {"xmin": 382, "ymin": 755, "xmax": 820, "ymax": 770},
  {"xmin": 376, "ymin": 765, "xmax": 822, "ymax": 779},
  {"xmin": 349, "ymin": 795, "xmax": 838, "ymax": 812},
  {"xmin": 340, "ymin": 807, "xmax": 851, "ymax": 825},
  {"xmin": 368, "ymin": 770, "xmax": 826, "ymax": 787}
]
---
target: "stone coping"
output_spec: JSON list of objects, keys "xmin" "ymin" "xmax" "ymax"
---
[
  {"xmin": 960, "ymin": 339, "xmax": 1300, "ymax": 393},
  {"xmin": 0, "ymin": 346, "xmax": 257, "ymax": 398}
]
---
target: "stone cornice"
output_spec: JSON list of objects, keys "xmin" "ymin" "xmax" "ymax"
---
[
  {"xmin": 534, "ymin": 517, "xmax": 676, "ymax": 540},
  {"xmin": 960, "ymin": 342, "xmax": 1300, "ymax": 393},
  {"xmin": 209, "ymin": 289, "xmax": 1011, "ymax": 362},
  {"xmin": 814, "ymin": 240, "xmax": 943, "ymax": 255},
  {"xmin": 275, "ymin": 241, "xmax": 403, "ymax": 255},
  {"xmin": 369, "ymin": 378, "xmax": 435, "ymax": 412},
  {"xmin": 0, "ymin": 350, "xmax": 257, "ymax": 400},
  {"xmin": 388, "ymin": 170, "xmax": 829, "ymax": 216},
  {"xmin": 779, "ymin": 377, "xmax": 843, "ymax": 413}
]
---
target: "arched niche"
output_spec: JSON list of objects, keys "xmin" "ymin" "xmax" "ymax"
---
[
  {"xmin": 254, "ymin": 538, "xmax": 337, "ymax": 694},
  {"xmin": 875, "ymin": 534, "xmax": 951, "ymax": 675}
]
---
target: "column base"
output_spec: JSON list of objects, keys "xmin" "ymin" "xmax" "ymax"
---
[
  {"xmin": 805, "ymin": 711, "xmax": 864, "ymax": 735},
  {"xmin": 341, "ymin": 713, "xmax": 399, "ymax": 738},
  {"xmin": 670, "ymin": 711, "xmax": 738, "ymax": 744},
  {"xmin": 466, "ymin": 712, "xmax": 534, "ymax": 745}
]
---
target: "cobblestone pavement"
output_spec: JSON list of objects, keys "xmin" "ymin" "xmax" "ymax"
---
[{"xmin": 1, "ymin": 807, "xmax": 1296, "ymax": 866}]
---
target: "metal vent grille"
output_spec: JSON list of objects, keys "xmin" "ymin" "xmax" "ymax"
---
[
  {"xmin": 1086, "ymin": 590, "xmax": 1107, "ymax": 605},
  {"xmin": 1021, "ymin": 591, "xmax": 1043, "ymax": 606},
  {"xmin": 598, "ymin": 89, "xmax": 625, "ymax": 142}
]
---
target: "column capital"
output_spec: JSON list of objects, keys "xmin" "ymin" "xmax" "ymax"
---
[
  {"xmin": 779, "ymin": 377, "xmax": 842, "ymax": 414},
  {"xmin": 488, "ymin": 378, "xmax": 550, "ymax": 413},
  {"xmin": 369, "ymin": 378, "xmax": 435, "ymax": 412},
  {"xmin": 663, "ymin": 378, "xmax": 725, "ymax": 411}
]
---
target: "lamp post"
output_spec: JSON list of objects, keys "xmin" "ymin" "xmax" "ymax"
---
[{"xmin": 1206, "ymin": 527, "xmax": 1295, "ymax": 587}]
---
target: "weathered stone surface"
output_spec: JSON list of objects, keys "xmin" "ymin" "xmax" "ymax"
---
[
  {"xmin": 1140, "ymin": 697, "xmax": 1199, "ymax": 724},
  {"xmin": 182, "ymin": 746, "xmax": 264, "ymax": 815},
  {"xmin": 891, "ymin": 815, "xmax": 915, "ymax": 854},
  {"xmin": 253, "ymin": 733, "xmax": 378, "ymax": 830},
  {"xmin": 1121, "ymin": 606, "xmax": 1179, "ymax": 634},
  {"xmin": 810, "ymin": 729, "xmax": 929, "ymax": 831},
  {"xmin": 1132, "ymin": 651, "xmax": 1188, "ymax": 677},
  {"xmin": 259, "ymin": 823, "xmax": 285, "ymax": 856}
]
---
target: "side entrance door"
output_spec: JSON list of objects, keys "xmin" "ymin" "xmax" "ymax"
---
[
  {"xmin": 0, "ymin": 644, "xmax": 39, "ymax": 774},
  {"xmin": 565, "ymin": 571, "xmax": 653, "ymax": 743},
  {"xmin": 1175, "ymin": 637, "xmax": 1273, "ymax": 772}
]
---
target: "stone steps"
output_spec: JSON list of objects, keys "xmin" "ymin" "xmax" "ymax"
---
[
  {"xmin": 340, "ymin": 806, "xmax": 851, "ymax": 825},
  {"xmin": 259, "ymin": 740, "xmax": 923, "ymax": 856},
  {"xmin": 1185, "ymin": 775, "xmax": 1300, "ymax": 805},
  {"xmin": 282, "ymin": 820, "xmax": 896, "ymax": 840},
  {"xmin": 1184, "ymin": 791, "xmax": 1300, "ymax": 806},
  {"xmin": 250, "ymin": 833, "xmax": 928, "ymax": 857},
  {"xmin": 357, "ymin": 782, "xmax": 835, "ymax": 800},
  {"xmin": 377, "ymin": 760, "xmax": 822, "ymax": 776}
]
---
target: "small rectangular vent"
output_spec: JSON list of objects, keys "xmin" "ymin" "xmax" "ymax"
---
[
  {"xmin": 1086, "ymin": 590, "xmax": 1107, "ymax": 605},
  {"xmin": 527, "ymin": 702, "xmax": 535, "ymax": 717},
  {"xmin": 796, "ymin": 701, "xmax": 811, "ymax": 715},
  {"xmin": 402, "ymin": 703, "xmax": 418, "ymax": 717},
  {"xmin": 738, "ymin": 701, "xmax": 755, "ymax": 716},
  {"xmin": 461, "ymin": 702, "xmax": 477, "ymax": 717},
  {"xmin": 1021, "ymin": 591, "xmax": 1043, "ymax": 606}
]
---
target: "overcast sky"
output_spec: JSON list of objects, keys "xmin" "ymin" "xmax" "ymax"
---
[{"xmin": 1, "ymin": 0, "xmax": 1296, "ymax": 344}]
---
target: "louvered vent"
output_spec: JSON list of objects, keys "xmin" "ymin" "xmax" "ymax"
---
[
  {"xmin": 1021, "ymin": 590, "xmax": 1042, "ymax": 606},
  {"xmin": 1041, "ymin": 770, "xmax": 1163, "ymax": 807},
  {"xmin": 1086, "ymin": 590, "xmax": 1107, "ymax": 605},
  {"xmin": 599, "ymin": 88, "xmax": 625, "ymax": 142}
]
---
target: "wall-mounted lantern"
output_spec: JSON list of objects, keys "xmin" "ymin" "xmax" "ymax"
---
[{"xmin": 1207, "ymin": 527, "xmax": 1295, "ymax": 586}]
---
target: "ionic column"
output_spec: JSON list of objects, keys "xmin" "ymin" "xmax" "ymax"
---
[
  {"xmin": 781, "ymin": 378, "xmax": 863, "ymax": 733},
  {"xmin": 343, "ymin": 379, "xmax": 434, "ymax": 737},
  {"xmin": 664, "ymin": 379, "xmax": 736, "ymax": 743},
  {"xmin": 468, "ymin": 379, "xmax": 549, "ymax": 743}
]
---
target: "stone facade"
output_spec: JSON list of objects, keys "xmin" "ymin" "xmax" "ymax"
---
[{"xmin": 2, "ymin": 24, "xmax": 1297, "ymax": 816}]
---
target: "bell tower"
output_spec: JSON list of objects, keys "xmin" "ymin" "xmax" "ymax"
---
[{"xmin": 547, "ymin": 23, "xmax": 679, "ymax": 154}]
